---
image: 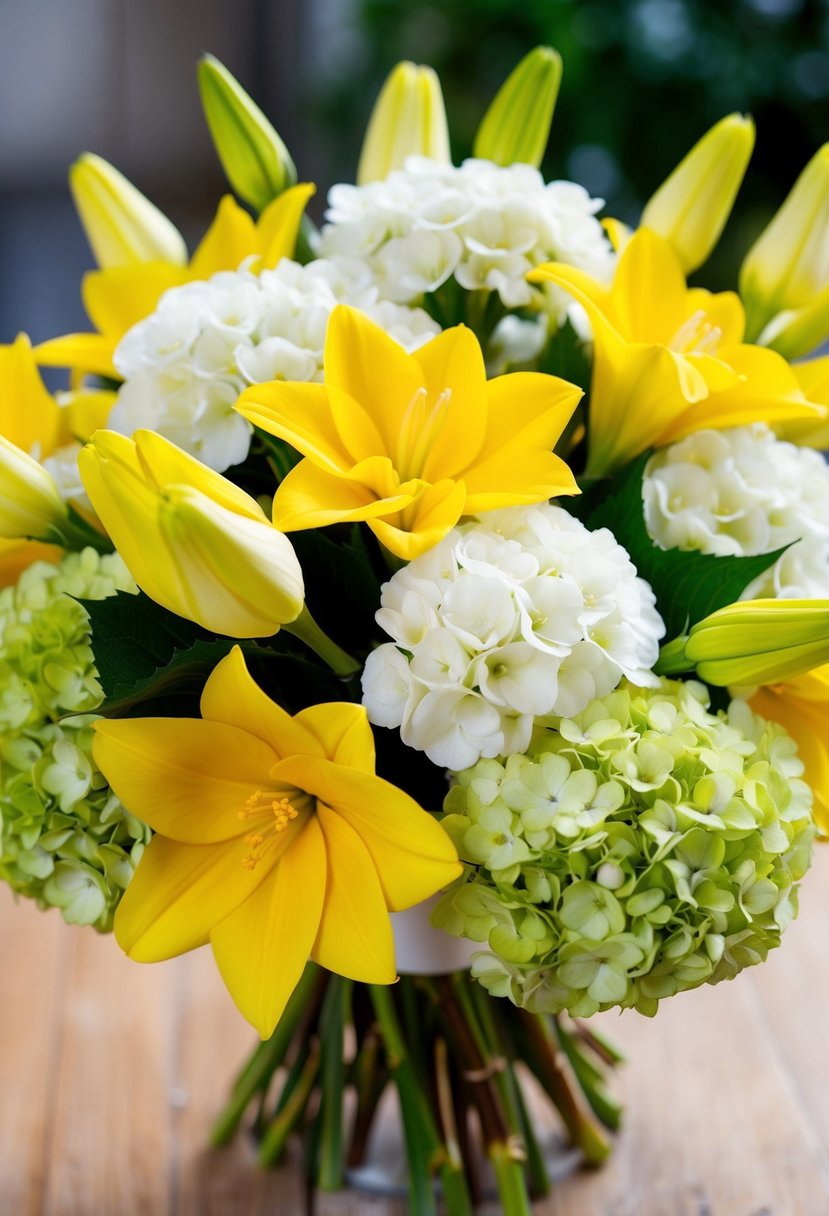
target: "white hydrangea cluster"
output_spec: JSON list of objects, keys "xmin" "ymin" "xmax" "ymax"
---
[
  {"xmin": 644, "ymin": 425, "xmax": 829, "ymax": 599},
  {"xmin": 362, "ymin": 504, "xmax": 664, "ymax": 771},
  {"xmin": 320, "ymin": 157, "xmax": 614, "ymax": 318},
  {"xmin": 111, "ymin": 257, "xmax": 439, "ymax": 472}
]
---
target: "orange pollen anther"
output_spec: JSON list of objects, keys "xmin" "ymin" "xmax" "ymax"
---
[{"xmin": 239, "ymin": 790, "xmax": 302, "ymax": 870}]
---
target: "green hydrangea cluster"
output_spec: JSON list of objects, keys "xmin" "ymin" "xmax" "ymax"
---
[
  {"xmin": 434, "ymin": 679, "xmax": 815, "ymax": 1017},
  {"xmin": 0, "ymin": 548, "xmax": 148, "ymax": 931}
]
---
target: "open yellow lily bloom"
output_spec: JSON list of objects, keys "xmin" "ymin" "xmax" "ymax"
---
[
  {"xmin": 774, "ymin": 354, "xmax": 829, "ymax": 450},
  {"xmin": 751, "ymin": 667, "xmax": 829, "ymax": 835},
  {"xmin": 36, "ymin": 183, "xmax": 315, "ymax": 380},
  {"xmin": 237, "ymin": 305, "xmax": 581, "ymax": 561},
  {"xmin": 99, "ymin": 646, "xmax": 461, "ymax": 1036},
  {"xmin": 78, "ymin": 429, "xmax": 304, "ymax": 637},
  {"xmin": 530, "ymin": 228, "xmax": 823, "ymax": 476}
]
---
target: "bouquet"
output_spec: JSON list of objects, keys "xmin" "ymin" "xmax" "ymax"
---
[{"xmin": 1, "ymin": 44, "xmax": 827, "ymax": 1214}]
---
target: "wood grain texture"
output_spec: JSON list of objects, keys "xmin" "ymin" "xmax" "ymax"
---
[{"xmin": 2, "ymin": 851, "xmax": 829, "ymax": 1215}]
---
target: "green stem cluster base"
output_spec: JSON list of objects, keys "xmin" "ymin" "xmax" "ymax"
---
[{"xmin": 211, "ymin": 967, "xmax": 623, "ymax": 1214}]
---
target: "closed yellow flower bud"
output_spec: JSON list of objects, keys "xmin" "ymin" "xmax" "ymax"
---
[
  {"xmin": 0, "ymin": 436, "xmax": 67, "ymax": 542},
  {"xmin": 641, "ymin": 113, "xmax": 755, "ymax": 274},
  {"xmin": 473, "ymin": 46, "xmax": 562, "ymax": 169},
  {"xmin": 198, "ymin": 54, "xmax": 297, "ymax": 213},
  {"xmin": 70, "ymin": 153, "xmax": 187, "ymax": 269},
  {"xmin": 740, "ymin": 144, "xmax": 829, "ymax": 354},
  {"xmin": 78, "ymin": 429, "xmax": 304, "ymax": 637},
  {"xmin": 683, "ymin": 599, "xmax": 829, "ymax": 686},
  {"xmin": 357, "ymin": 61, "xmax": 450, "ymax": 185}
]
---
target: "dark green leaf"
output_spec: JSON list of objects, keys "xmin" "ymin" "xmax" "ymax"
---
[
  {"xmin": 290, "ymin": 525, "xmax": 383, "ymax": 653},
  {"xmin": 78, "ymin": 590, "xmax": 214, "ymax": 701},
  {"xmin": 576, "ymin": 454, "xmax": 791, "ymax": 640}
]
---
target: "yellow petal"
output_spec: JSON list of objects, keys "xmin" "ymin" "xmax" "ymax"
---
[
  {"xmin": 477, "ymin": 371, "xmax": 582, "ymax": 462},
  {"xmin": 34, "ymin": 333, "xmax": 118, "ymax": 378},
  {"xmin": 132, "ymin": 429, "xmax": 263, "ymax": 521},
  {"xmin": 77, "ymin": 435, "xmax": 186, "ymax": 612},
  {"xmin": 114, "ymin": 833, "xmax": 280, "ymax": 961},
  {"xmin": 325, "ymin": 385, "xmax": 388, "ymax": 466},
  {"xmin": 257, "ymin": 183, "xmax": 316, "ymax": 268},
  {"xmin": 200, "ymin": 646, "xmax": 324, "ymax": 760},
  {"xmin": 312, "ymin": 804, "xmax": 396, "ymax": 983},
  {"xmin": 0, "ymin": 334, "xmax": 61, "ymax": 456},
  {"xmin": 59, "ymin": 390, "xmax": 116, "ymax": 443},
  {"xmin": 236, "ymin": 381, "xmax": 353, "ymax": 475},
  {"xmin": 662, "ymin": 343, "xmax": 824, "ymax": 444},
  {"xmin": 463, "ymin": 449, "xmax": 578, "ymax": 513},
  {"xmin": 685, "ymin": 288, "xmax": 746, "ymax": 347},
  {"xmin": 83, "ymin": 264, "xmax": 186, "ymax": 340},
  {"xmin": 412, "ymin": 325, "xmax": 489, "ymax": 480},
  {"xmin": 210, "ymin": 815, "xmax": 327, "ymax": 1037},
  {"xmin": 272, "ymin": 457, "xmax": 413, "ymax": 532},
  {"xmin": 277, "ymin": 755, "xmax": 460, "ymax": 911},
  {"xmin": 93, "ymin": 717, "xmax": 277, "ymax": 841},
  {"xmin": 188, "ymin": 195, "xmax": 258, "ymax": 279},
  {"xmin": 322, "ymin": 306, "xmax": 423, "ymax": 454},
  {"xmin": 609, "ymin": 228, "xmax": 688, "ymax": 342},
  {"xmin": 292, "ymin": 702, "xmax": 376, "ymax": 772},
  {"xmin": 368, "ymin": 478, "xmax": 467, "ymax": 561}
]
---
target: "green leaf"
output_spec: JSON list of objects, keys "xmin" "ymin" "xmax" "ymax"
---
[
  {"xmin": 576, "ymin": 454, "xmax": 790, "ymax": 640},
  {"xmin": 78, "ymin": 590, "xmax": 213, "ymax": 702},
  {"xmin": 81, "ymin": 590, "xmax": 346, "ymax": 719}
]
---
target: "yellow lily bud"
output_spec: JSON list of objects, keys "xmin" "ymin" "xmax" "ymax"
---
[
  {"xmin": 683, "ymin": 599, "xmax": 829, "ymax": 686},
  {"xmin": 198, "ymin": 54, "xmax": 297, "ymax": 213},
  {"xmin": 78, "ymin": 430, "xmax": 304, "ymax": 638},
  {"xmin": 70, "ymin": 153, "xmax": 187, "ymax": 270},
  {"xmin": 641, "ymin": 113, "xmax": 754, "ymax": 274},
  {"xmin": 473, "ymin": 46, "xmax": 562, "ymax": 168},
  {"xmin": 740, "ymin": 144, "xmax": 829, "ymax": 351},
  {"xmin": 357, "ymin": 61, "xmax": 450, "ymax": 185},
  {"xmin": 0, "ymin": 436, "xmax": 67, "ymax": 542}
]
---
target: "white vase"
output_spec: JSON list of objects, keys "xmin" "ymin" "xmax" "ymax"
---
[{"xmin": 391, "ymin": 893, "xmax": 478, "ymax": 975}]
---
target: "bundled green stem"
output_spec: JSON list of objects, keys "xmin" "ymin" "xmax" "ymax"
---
[{"xmin": 211, "ymin": 968, "xmax": 623, "ymax": 1213}]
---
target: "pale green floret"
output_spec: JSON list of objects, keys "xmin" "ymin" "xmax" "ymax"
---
[
  {"xmin": 434, "ymin": 678, "xmax": 816, "ymax": 1017},
  {"xmin": 0, "ymin": 549, "xmax": 147, "ymax": 931}
]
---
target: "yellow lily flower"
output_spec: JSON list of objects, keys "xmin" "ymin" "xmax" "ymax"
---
[
  {"xmin": 236, "ymin": 305, "xmax": 581, "ymax": 561},
  {"xmin": 682, "ymin": 599, "xmax": 829, "ymax": 686},
  {"xmin": 35, "ymin": 181, "xmax": 316, "ymax": 380},
  {"xmin": 69, "ymin": 152, "xmax": 188, "ymax": 270},
  {"xmin": 198, "ymin": 54, "xmax": 297, "ymax": 212},
  {"xmin": 78, "ymin": 429, "xmax": 304, "ymax": 637},
  {"xmin": 751, "ymin": 668, "xmax": 829, "ymax": 834},
  {"xmin": 98, "ymin": 646, "xmax": 461, "ymax": 1036},
  {"xmin": 473, "ymin": 46, "xmax": 562, "ymax": 169},
  {"xmin": 357, "ymin": 61, "xmax": 450, "ymax": 185},
  {"xmin": 530, "ymin": 228, "xmax": 823, "ymax": 476},
  {"xmin": 0, "ymin": 334, "xmax": 111, "ymax": 582},
  {"xmin": 740, "ymin": 144, "xmax": 829, "ymax": 356},
  {"xmin": 0, "ymin": 437, "xmax": 67, "ymax": 543},
  {"xmin": 640, "ymin": 113, "xmax": 755, "ymax": 274}
]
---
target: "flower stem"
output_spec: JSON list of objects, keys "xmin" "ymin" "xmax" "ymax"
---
[
  {"xmin": 47, "ymin": 505, "xmax": 114, "ymax": 556},
  {"xmin": 316, "ymin": 977, "xmax": 351, "ymax": 1190},
  {"xmin": 370, "ymin": 985, "xmax": 442, "ymax": 1216},
  {"xmin": 654, "ymin": 633, "xmax": 691, "ymax": 675},
  {"xmin": 283, "ymin": 605, "xmax": 361, "ymax": 677},
  {"xmin": 210, "ymin": 963, "xmax": 325, "ymax": 1146},
  {"xmin": 258, "ymin": 1043, "xmax": 321, "ymax": 1166}
]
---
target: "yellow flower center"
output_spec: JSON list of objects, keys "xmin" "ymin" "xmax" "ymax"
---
[
  {"xmin": 395, "ymin": 386, "xmax": 453, "ymax": 480},
  {"xmin": 670, "ymin": 309, "xmax": 722, "ymax": 356},
  {"xmin": 238, "ymin": 789, "xmax": 309, "ymax": 870}
]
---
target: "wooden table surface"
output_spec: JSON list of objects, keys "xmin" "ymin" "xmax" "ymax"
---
[{"xmin": 2, "ymin": 850, "xmax": 829, "ymax": 1216}]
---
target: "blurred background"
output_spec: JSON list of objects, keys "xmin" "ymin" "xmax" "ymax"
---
[{"xmin": 2, "ymin": 0, "xmax": 829, "ymax": 346}]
